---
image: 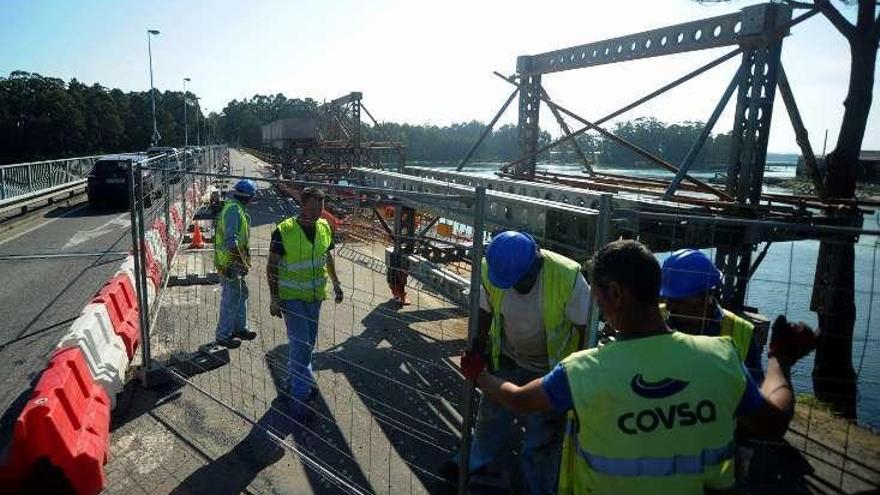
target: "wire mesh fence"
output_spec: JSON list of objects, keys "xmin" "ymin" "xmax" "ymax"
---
[
  {"xmin": 115, "ymin": 148, "xmax": 880, "ymax": 494},
  {"xmin": 616, "ymin": 209, "xmax": 880, "ymax": 493},
  {"xmin": 138, "ymin": 152, "xmax": 479, "ymax": 494}
]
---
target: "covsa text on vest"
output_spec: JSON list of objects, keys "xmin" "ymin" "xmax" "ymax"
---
[{"xmin": 617, "ymin": 400, "xmax": 717, "ymax": 435}]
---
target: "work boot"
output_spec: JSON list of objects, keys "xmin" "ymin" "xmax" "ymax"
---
[
  {"xmin": 216, "ymin": 337, "xmax": 241, "ymax": 349},
  {"xmin": 232, "ymin": 330, "xmax": 257, "ymax": 341}
]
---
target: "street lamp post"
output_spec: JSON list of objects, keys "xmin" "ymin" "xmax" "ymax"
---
[
  {"xmin": 147, "ymin": 29, "xmax": 161, "ymax": 147},
  {"xmin": 183, "ymin": 77, "xmax": 191, "ymax": 147},
  {"xmin": 194, "ymin": 96, "xmax": 201, "ymax": 146}
]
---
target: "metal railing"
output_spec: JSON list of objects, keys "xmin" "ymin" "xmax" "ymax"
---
[{"xmin": 0, "ymin": 155, "xmax": 101, "ymax": 203}]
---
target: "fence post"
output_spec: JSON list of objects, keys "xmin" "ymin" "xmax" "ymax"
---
[
  {"xmin": 458, "ymin": 185, "xmax": 486, "ymax": 494},
  {"xmin": 128, "ymin": 162, "xmax": 151, "ymax": 381},
  {"xmin": 163, "ymin": 163, "xmax": 172, "ymax": 267},
  {"xmin": 0, "ymin": 168, "xmax": 6, "ymax": 200},
  {"xmin": 585, "ymin": 193, "xmax": 612, "ymax": 349},
  {"xmin": 181, "ymin": 165, "xmax": 188, "ymax": 231},
  {"xmin": 133, "ymin": 161, "xmax": 155, "ymax": 384},
  {"xmin": 26, "ymin": 164, "xmax": 33, "ymax": 193}
]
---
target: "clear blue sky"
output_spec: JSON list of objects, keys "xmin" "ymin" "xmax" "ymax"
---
[{"xmin": 1, "ymin": 0, "xmax": 877, "ymax": 152}]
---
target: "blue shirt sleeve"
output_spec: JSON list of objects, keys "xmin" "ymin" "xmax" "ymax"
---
[
  {"xmin": 744, "ymin": 337, "xmax": 765, "ymax": 383},
  {"xmin": 542, "ymin": 363, "xmax": 574, "ymax": 412},
  {"xmin": 224, "ymin": 205, "xmax": 240, "ymax": 251},
  {"xmin": 735, "ymin": 363, "xmax": 767, "ymax": 416}
]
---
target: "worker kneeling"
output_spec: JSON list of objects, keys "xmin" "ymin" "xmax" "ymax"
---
[
  {"xmin": 460, "ymin": 240, "xmax": 815, "ymax": 494},
  {"xmin": 444, "ymin": 231, "xmax": 590, "ymax": 494}
]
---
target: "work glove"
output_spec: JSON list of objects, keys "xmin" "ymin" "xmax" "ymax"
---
[
  {"xmin": 769, "ymin": 315, "xmax": 818, "ymax": 364},
  {"xmin": 270, "ymin": 298, "xmax": 282, "ymax": 318},
  {"xmin": 460, "ymin": 350, "xmax": 486, "ymax": 382},
  {"xmin": 334, "ymin": 284, "xmax": 344, "ymax": 304}
]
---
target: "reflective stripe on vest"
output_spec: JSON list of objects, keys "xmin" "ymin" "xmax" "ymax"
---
[
  {"xmin": 277, "ymin": 217, "xmax": 332, "ymax": 302},
  {"xmin": 481, "ymin": 249, "xmax": 581, "ymax": 370},
  {"xmin": 214, "ymin": 199, "xmax": 250, "ymax": 273},
  {"xmin": 558, "ymin": 332, "xmax": 745, "ymax": 494},
  {"xmin": 719, "ymin": 309, "xmax": 754, "ymax": 361},
  {"xmin": 282, "ymin": 255, "xmax": 328, "ymax": 272},
  {"xmin": 569, "ymin": 420, "xmax": 735, "ymax": 477}
]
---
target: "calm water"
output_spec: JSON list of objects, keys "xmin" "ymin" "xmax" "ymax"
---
[{"xmin": 419, "ymin": 160, "xmax": 880, "ymax": 430}]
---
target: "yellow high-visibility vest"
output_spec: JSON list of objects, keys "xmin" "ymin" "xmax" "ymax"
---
[
  {"xmin": 277, "ymin": 217, "xmax": 332, "ymax": 302},
  {"xmin": 214, "ymin": 199, "xmax": 250, "ymax": 274},
  {"xmin": 481, "ymin": 249, "xmax": 581, "ymax": 370},
  {"xmin": 558, "ymin": 332, "xmax": 746, "ymax": 494}
]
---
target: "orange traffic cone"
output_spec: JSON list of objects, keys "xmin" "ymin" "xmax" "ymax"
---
[{"xmin": 189, "ymin": 223, "xmax": 205, "ymax": 249}]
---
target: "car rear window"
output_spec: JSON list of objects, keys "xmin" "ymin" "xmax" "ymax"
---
[{"xmin": 92, "ymin": 160, "xmax": 129, "ymax": 178}]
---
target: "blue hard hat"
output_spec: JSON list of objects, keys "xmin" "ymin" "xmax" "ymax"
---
[
  {"xmin": 485, "ymin": 231, "xmax": 538, "ymax": 289},
  {"xmin": 660, "ymin": 249, "xmax": 722, "ymax": 299},
  {"xmin": 234, "ymin": 179, "xmax": 257, "ymax": 197}
]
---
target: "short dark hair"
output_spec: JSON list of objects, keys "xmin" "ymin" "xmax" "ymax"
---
[
  {"xmin": 301, "ymin": 187, "xmax": 326, "ymax": 205},
  {"xmin": 590, "ymin": 240, "xmax": 660, "ymax": 305}
]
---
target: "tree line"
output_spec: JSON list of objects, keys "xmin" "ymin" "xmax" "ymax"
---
[
  {"xmin": 2, "ymin": 73, "xmax": 732, "ymax": 169},
  {"xmin": 222, "ymin": 93, "xmax": 732, "ymax": 168},
  {"xmin": 0, "ymin": 71, "xmax": 207, "ymax": 164}
]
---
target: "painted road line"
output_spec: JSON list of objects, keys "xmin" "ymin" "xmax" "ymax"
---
[
  {"xmin": 0, "ymin": 251, "xmax": 129, "ymax": 261},
  {"xmin": 62, "ymin": 213, "xmax": 130, "ymax": 249},
  {"xmin": 0, "ymin": 204, "xmax": 89, "ymax": 247}
]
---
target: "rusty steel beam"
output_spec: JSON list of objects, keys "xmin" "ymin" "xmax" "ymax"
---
[
  {"xmin": 541, "ymin": 86, "xmax": 595, "ymax": 175},
  {"xmin": 663, "ymin": 63, "xmax": 744, "ymax": 199},
  {"xmin": 517, "ymin": 4, "xmax": 791, "ymax": 76},
  {"xmin": 456, "ymin": 87, "xmax": 519, "ymax": 171},
  {"xmin": 777, "ymin": 66, "xmax": 826, "ymax": 200},
  {"xmin": 500, "ymin": 48, "xmax": 742, "ymax": 174},
  {"xmin": 497, "ymin": 73, "xmax": 733, "ymax": 200}
]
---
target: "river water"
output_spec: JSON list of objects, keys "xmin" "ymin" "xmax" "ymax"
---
[{"xmin": 419, "ymin": 160, "xmax": 880, "ymax": 431}]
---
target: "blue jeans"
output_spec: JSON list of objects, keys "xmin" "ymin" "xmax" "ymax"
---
[
  {"xmin": 281, "ymin": 299, "xmax": 323, "ymax": 401},
  {"xmin": 469, "ymin": 364, "xmax": 564, "ymax": 495},
  {"xmin": 215, "ymin": 275, "xmax": 248, "ymax": 340}
]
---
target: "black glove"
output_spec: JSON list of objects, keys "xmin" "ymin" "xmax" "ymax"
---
[{"xmin": 769, "ymin": 315, "xmax": 818, "ymax": 364}]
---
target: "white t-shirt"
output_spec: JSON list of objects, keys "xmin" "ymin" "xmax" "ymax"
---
[{"xmin": 480, "ymin": 271, "xmax": 591, "ymax": 372}]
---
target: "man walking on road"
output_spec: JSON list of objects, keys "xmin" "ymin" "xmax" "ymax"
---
[
  {"xmin": 443, "ymin": 230, "xmax": 590, "ymax": 494},
  {"xmin": 267, "ymin": 187, "xmax": 344, "ymax": 418},
  {"xmin": 214, "ymin": 179, "xmax": 258, "ymax": 348}
]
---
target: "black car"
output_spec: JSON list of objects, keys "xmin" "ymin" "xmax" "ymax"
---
[{"xmin": 87, "ymin": 154, "xmax": 154, "ymax": 208}]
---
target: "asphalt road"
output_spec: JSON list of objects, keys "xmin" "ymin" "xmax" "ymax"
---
[
  {"xmin": 0, "ymin": 149, "xmax": 263, "ymax": 452},
  {"xmin": 0, "ymin": 197, "xmax": 134, "ymax": 449}
]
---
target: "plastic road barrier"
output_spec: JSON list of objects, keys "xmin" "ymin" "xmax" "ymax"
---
[
  {"xmin": 6, "ymin": 347, "xmax": 110, "ymax": 495},
  {"xmin": 91, "ymin": 274, "xmax": 140, "ymax": 360},
  {"xmin": 56, "ymin": 303, "xmax": 130, "ymax": 407}
]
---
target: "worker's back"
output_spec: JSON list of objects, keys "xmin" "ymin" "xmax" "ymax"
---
[{"xmin": 560, "ymin": 331, "xmax": 746, "ymax": 495}]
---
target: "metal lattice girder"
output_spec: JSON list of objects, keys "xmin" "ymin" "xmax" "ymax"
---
[
  {"xmin": 516, "ymin": 3, "xmax": 791, "ymax": 76},
  {"xmin": 404, "ymin": 166, "xmax": 697, "ymax": 214},
  {"xmin": 516, "ymin": 75, "xmax": 542, "ymax": 176},
  {"xmin": 353, "ymin": 168, "xmax": 598, "ymax": 256}
]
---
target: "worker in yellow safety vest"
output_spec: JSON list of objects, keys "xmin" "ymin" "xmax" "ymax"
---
[
  {"xmin": 459, "ymin": 240, "xmax": 816, "ymax": 494},
  {"xmin": 214, "ymin": 179, "xmax": 257, "ymax": 348},
  {"xmin": 441, "ymin": 231, "xmax": 591, "ymax": 494},
  {"xmin": 659, "ymin": 249, "xmax": 763, "ymax": 382},
  {"xmin": 267, "ymin": 186, "xmax": 344, "ymax": 419}
]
